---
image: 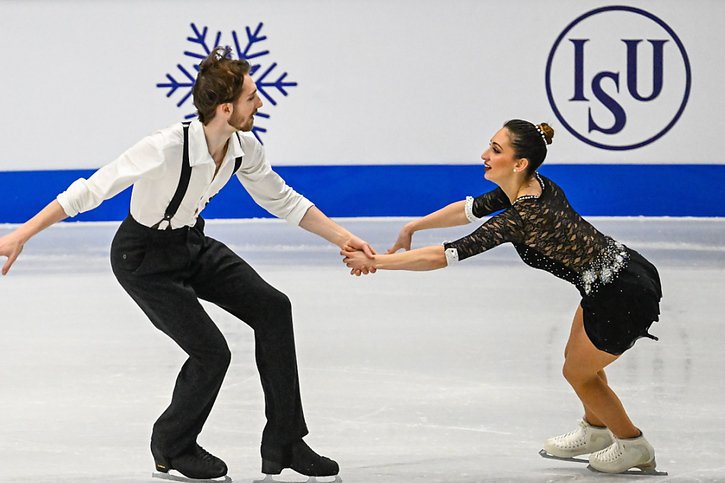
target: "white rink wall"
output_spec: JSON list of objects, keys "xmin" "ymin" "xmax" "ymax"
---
[{"xmin": 0, "ymin": 0, "xmax": 721, "ymax": 169}]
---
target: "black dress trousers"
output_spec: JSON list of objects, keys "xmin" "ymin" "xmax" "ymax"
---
[{"xmin": 110, "ymin": 215, "xmax": 308, "ymax": 458}]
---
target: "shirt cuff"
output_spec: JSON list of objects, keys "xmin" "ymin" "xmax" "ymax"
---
[
  {"xmin": 56, "ymin": 178, "xmax": 89, "ymax": 218},
  {"xmin": 284, "ymin": 198, "xmax": 315, "ymax": 226},
  {"xmin": 464, "ymin": 196, "xmax": 481, "ymax": 223},
  {"xmin": 443, "ymin": 244, "xmax": 459, "ymax": 266}
]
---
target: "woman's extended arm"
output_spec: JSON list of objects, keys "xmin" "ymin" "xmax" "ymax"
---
[
  {"xmin": 342, "ymin": 245, "xmax": 446, "ymax": 274},
  {"xmin": 0, "ymin": 200, "xmax": 69, "ymax": 275},
  {"xmin": 388, "ymin": 200, "xmax": 468, "ymax": 253}
]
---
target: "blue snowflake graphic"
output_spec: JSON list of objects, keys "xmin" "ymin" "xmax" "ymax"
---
[{"xmin": 157, "ymin": 22, "xmax": 298, "ymax": 143}]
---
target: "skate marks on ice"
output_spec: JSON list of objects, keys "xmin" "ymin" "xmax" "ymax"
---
[
  {"xmin": 539, "ymin": 450, "xmax": 668, "ymax": 477},
  {"xmin": 252, "ymin": 475, "xmax": 342, "ymax": 483},
  {"xmin": 152, "ymin": 471, "xmax": 233, "ymax": 482}
]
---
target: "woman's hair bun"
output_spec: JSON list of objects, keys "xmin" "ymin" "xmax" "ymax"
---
[{"xmin": 537, "ymin": 122, "xmax": 554, "ymax": 145}]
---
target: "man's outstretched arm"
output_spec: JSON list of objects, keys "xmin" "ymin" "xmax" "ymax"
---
[
  {"xmin": 298, "ymin": 206, "xmax": 376, "ymax": 266},
  {"xmin": 0, "ymin": 200, "xmax": 68, "ymax": 275}
]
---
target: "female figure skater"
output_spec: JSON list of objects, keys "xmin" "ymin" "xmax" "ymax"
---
[{"xmin": 341, "ymin": 119, "xmax": 664, "ymax": 475}]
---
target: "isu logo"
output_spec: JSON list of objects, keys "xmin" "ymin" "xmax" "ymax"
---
[{"xmin": 545, "ymin": 6, "xmax": 691, "ymax": 150}]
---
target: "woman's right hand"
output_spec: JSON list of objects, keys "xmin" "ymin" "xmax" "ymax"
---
[
  {"xmin": 387, "ymin": 224, "xmax": 414, "ymax": 253},
  {"xmin": 0, "ymin": 231, "xmax": 25, "ymax": 275}
]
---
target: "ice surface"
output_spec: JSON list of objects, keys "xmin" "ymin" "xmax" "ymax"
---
[{"xmin": 0, "ymin": 218, "xmax": 723, "ymax": 482}]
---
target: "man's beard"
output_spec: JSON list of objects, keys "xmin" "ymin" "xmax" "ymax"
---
[{"xmin": 228, "ymin": 113, "xmax": 254, "ymax": 132}]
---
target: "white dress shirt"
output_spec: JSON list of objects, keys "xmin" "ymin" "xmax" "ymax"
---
[{"xmin": 57, "ymin": 120, "xmax": 314, "ymax": 229}]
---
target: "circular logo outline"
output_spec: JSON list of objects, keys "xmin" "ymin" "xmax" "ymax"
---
[{"xmin": 545, "ymin": 5, "xmax": 692, "ymax": 151}]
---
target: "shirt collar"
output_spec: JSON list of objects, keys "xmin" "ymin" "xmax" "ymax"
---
[{"xmin": 188, "ymin": 119, "xmax": 246, "ymax": 167}]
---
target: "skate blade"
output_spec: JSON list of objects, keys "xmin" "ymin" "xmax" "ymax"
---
[
  {"xmin": 587, "ymin": 465, "xmax": 668, "ymax": 476},
  {"xmin": 252, "ymin": 475, "xmax": 342, "ymax": 483},
  {"xmin": 152, "ymin": 471, "xmax": 233, "ymax": 482},
  {"xmin": 538, "ymin": 449, "xmax": 588, "ymax": 464}
]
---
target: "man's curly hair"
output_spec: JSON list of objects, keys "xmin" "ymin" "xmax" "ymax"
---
[{"xmin": 192, "ymin": 46, "xmax": 251, "ymax": 124}]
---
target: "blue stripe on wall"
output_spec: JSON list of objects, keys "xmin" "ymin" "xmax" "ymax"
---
[{"xmin": 2, "ymin": 164, "xmax": 724, "ymax": 223}]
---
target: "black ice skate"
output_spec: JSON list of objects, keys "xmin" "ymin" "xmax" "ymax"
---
[
  {"xmin": 152, "ymin": 443, "xmax": 231, "ymax": 482},
  {"xmin": 259, "ymin": 440, "xmax": 340, "ymax": 482}
]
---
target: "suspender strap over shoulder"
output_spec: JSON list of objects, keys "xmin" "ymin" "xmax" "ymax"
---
[
  {"xmin": 152, "ymin": 121, "xmax": 192, "ymax": 230},
  {"xmin": 151, "ymin": 124, "xmax": 244, "ymax": 230},
  {"xmin": 233, "ymin": 132, "xmax": 244, "ymax": 174}
]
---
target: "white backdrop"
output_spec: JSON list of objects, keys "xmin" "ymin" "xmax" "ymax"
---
[{"xmin": 0, "ymin": 0, "xmax": 721, "ymax": 170}]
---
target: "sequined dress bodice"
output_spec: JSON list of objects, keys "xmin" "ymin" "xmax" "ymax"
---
[{"xmin": 444, "ymin": 174, "xmax": 629, "ymax": 295}]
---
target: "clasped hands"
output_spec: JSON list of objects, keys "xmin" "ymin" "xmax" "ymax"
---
[
  {"xmin": 340, "ymin": 226, "xmax": 413, "ymax": 276},
  {"xmin": 340, "ymin": 238, "xmax": 375, "ymax": 276}
]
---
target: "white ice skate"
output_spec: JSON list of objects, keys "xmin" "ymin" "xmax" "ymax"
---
[
  {"xmin": 588, "ymin": 433, "xmax": 667, "ymax": 476},
  {"xmin": 539, "ymin": 419, "xmax": 613, "ymax": 463}
]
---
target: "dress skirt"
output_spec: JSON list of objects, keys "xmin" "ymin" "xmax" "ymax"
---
[{"xmin": 581, "ymin": 248, "xmax": 663, "ymax": 355}]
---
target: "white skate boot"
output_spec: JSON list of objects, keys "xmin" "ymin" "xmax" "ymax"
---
[
  {"xmin": 588, "ymin": 432, "xmax": 667, "ymax": 475},
  {"xmin": 540, "ymin": 419, "xmax": 613, "ymax": 461}
]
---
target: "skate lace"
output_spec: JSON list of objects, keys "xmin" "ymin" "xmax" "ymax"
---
[
  {"xmin": 596, "ymin": 440, "xmax": 624, "ymax": 463},
  {"xmin": 553, "ymin": 430, "xmax": 578, "ymax": 441},
  {"xmin": 552, "ymin": 420, "xmax": 587, "ymax": 448}
]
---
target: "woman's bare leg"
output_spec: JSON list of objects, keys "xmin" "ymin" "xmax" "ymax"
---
[
  {"xmin": 562, "ymin": 305, "xmax": 639, "ymax": 439},
  {"xmin": 564, "ymin": 307, "xmax": 608, "ymax": 428}
]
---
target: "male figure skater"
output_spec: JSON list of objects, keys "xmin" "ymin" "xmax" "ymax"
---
[{"xmin": 0, "ymin": 46, "xmax": 372, "ymax": 480}]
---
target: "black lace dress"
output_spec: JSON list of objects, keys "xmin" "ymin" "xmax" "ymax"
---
[{"xmin": 443, "ymin": 173, "xmax": 662, "ymax": 355}]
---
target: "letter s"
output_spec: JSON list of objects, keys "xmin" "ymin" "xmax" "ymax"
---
[{"xmin": 588, "ymin": 71, "xmax": 627, "ymax": 135}]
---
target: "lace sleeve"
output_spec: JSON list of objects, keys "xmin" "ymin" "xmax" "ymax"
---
[
  {"xmin": 443, "ymin": 208, "xmax": 524, "ymax": 263},
  {"xmin": 471, "ymin": 187, "xmax": 511, "ymax": 219}
]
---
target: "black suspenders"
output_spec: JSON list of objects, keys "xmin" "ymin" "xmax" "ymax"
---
[
  {"xmin": 152, "ymin": 122, "xmax": 244, "ymax": 230},
  {"xmin": 233, "ymin": 132, "xmax": 243, "ymax": 173}
]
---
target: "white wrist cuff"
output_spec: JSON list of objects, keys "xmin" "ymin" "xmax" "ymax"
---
[
  {"xmin": 444, "ymin": 246, "xmax": 459, "ymax": 266},
  {"xmin": 464, "ymin": 196, "xmax": 480, "ymax": 223}
]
